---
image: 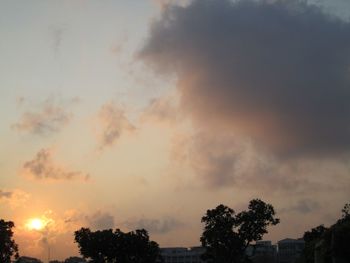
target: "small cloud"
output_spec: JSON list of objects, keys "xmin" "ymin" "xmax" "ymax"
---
[
  {"xmin": 87, "ymin": 211, "xmax": 115, "ymax": 230},
  {"xmin": 124, "ymin": 216, "xmax": 183, "ymax": 234},
  {"xmin": 13, "ymin": 99, "xmax": 72, "ymax": 135},
  {"xmin": 141, "ymin": 94, "xmax": 181, "ymax": 124},
  {"xmin": 280, "ymin": 199, "xmax": 320, "ymax": 214},
  {"xmin": 0, "ymin": 189, "xmax": 30, "ymax": 208},
  {"xmin": 63, "ymin": 210, "xmax": 115, "ymax": 230},
  {"xmin": 95, "ymin": 102, "xmax": 135, "ymax": 149},
  {"xmin": 153, "ymin": 0, "xmax": 190, "ymax": 10},
  {"xmin": 49, "ymin": 25, "xmax": 65, "ymax": 55},
  {"xmin": 110, "ymin": 32, "xmax": 128, "ymax": 55},
  {"xmin": 0, "ymin": 189, "xmax": 13, "ymax": 199},
  {"xmin": 21, "ymin": 148, "xmax": 89, "ymax": 181}
]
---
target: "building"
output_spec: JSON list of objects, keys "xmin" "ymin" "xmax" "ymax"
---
[
  {"xmin": 249, "ymin": 241, "xmax": 277, "ymax": 263},
  {"xmin": 63, "ymin": 257, "xmax": 87, "ymax": 263},
  {"xmin": 277, "ymin": 238, "xmax": 305, "ymax": 263},
  {"xmin": 160, "ymin": 247, "xmax": 206, "ymax": 263}
]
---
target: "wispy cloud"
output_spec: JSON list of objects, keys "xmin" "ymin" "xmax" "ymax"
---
[
  {"xmin": 279, "ymin": 199, "xmax": 321, "ymax": 215},
  {"xmin": 141, "ymin": 93, "xmax": 181, "ymax": 125},
  {"xmin": 13, "ymin": 99, "xmax": 72, "ymax": 135},
  {"xmin": 64, "ymin": 209, "xmax": 115, "ymax": 230},
  {"xmin": 87, "ymin": 211, "xmax": 115, "ymax": 230},
  {"xmin": 0, "ymin": 189, "xmax": 12, "ymax": 199},
  {"xmin": 153, "ymin": 0, "xmax": 189, "ymax": 11},
  {"xmin": 49, "ymin": 25, "xmax": 65, "ymax": 56},
  {"xmin": 124, "ymin": 216, "xmax": 184, "ymax": 234},
  {"xmin": 95, "ymin": 102, "xmax": 135, "ymax": 149},
  {"xmin": 22, "ymin": 148, "xmax": 89, "ymax": 181},
  {"xmin": 0, "ymin": 189, "xmax": 30, "ymax": 208}
]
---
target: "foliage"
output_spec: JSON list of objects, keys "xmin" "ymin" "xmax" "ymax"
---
[
  {"xmin": 0, "ymin": 219, "xmax": 19, "ymax": 263},
  {"xmin": 64, "ymin": 256, "xmax": 87, "ymax": 263},
  {"xmin": 16, "ymin": 256, "xmax": 42, "ymax": 263},
  {"xmin": 74, "ymin": 227, "xmax": 160, "ymax": 263},
  {"xmin": 300, "ymin": 202, "xmax": 350, "ymax": 263},
  {"xmin": 301, "ymin": 225, "xmax": 328, "ymax": 263},
  {"xmin": 200, "ymin": 199, "xmax": 279, "ymax": 263}
]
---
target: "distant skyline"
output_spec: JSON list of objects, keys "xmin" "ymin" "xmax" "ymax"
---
[{"xmin": 1, "ymin": 0, "xmax": 350, "ymax": 261}]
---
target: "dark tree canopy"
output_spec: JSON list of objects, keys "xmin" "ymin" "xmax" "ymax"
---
[
  {"xmin": 74, "ymin": 227, "xmax": 160, "ymax": 263},
  {"xmin": 0, "ymin": 219, "xmax": 19, "ymax": 263},
  {"xmin": 301, "ymin": 225, "xmax": 328, "ymax": 263},
  {"xmin": 200, "ymin": 199, "xmax": 279, "ymax": 263},
  {"xmin": 300, "ymin": 202, "xmax": 350, "ymax": 263}
]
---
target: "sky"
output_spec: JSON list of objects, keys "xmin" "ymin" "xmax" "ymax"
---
[{"xmin": 1, "ymin": 0, "xmax": 350, "ymax": 261}]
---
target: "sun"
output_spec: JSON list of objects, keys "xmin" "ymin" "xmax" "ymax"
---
[{"xmin": 26, "ymin": 218, "xmax": 45, "ymax": 231}]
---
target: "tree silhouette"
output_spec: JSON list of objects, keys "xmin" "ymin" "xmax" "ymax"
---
[
  {"xmin": 200, "ymin": 199, "xmax": 279, "ymax": 263},
  {"xmin": 74, "ymin": 227, "xmax": 160, "ymax": 263},
  {"xmin": 300, "ymin": 202, "xmax": 350, "ymax": 263},
  {"xmin": 0, "ymin": 219, "xmax": 19, "ymax": 263},
  {"xmin": 301, "ymin": 225, "xmax": 328, "ymax": 263}
]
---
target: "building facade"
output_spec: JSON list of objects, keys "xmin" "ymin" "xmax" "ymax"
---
[
  {"xmin": 159, "ymin": 247, "xmax": 206, "ymax": 263},
  {"xmin": 277, "ymin": 238, "xmax": 305, "ymax": 263},
  {"xmin": 249, "ymin": 241, "xmax": 278, "ymax": 263}
]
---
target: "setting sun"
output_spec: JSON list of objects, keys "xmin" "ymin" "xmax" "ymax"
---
[{"xmin": 26, "ymin": 218, "xmax": 44, "ymax": 231}]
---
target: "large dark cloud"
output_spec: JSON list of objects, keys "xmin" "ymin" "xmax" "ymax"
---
[{"xmin": 140, "ymin": 0, "xmax": 350, "ymax": 156}]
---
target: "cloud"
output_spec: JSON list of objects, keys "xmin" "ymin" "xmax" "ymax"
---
[
  {"xmin": 171, "ymin": 131, "xmax": 303, "ymax": 190},
  {"xmin": 169, "ymin": 129, "xmax": 350, "ymax": 193},
  {"xmin": 280, "ymin": 199, "xmax": 321, "ymax": 214},
  {"xmin": 13, "ymin": 99, "xmax": 71, "ymax": 135},
  {"xmin": 96, "ymin": 102, "xmax": 135, "ymax": 149},
  {"xmin": 22, "ymin": 148, "xmax": 89, "ymax": 181},
  {"xmin": 140, "ymin": 0, "xmax": 350, "ymax": 156},
  {"xmin": 171, "ymin": 132, "xmax": 246, "ymax": 187},
  {"xmin": 0, "ymin": 189, "xmax": 13, "ymax": 199},
  {"xmin": 153, "ymin": 0, "xmax": 190, "ymax": 11},
  {"xmin": 124, "ymin": 216, "xmax": 183, "ymax": 234},
  {"xmin": 63, "ymin": 210, "xmax": 115, "ymax": 230},
  {"xmin": 49, "ymin": 25, "xmax": 65, "ymax": 55},
  {"xmin": 0, "ymin": 189, "xmax": 30, "ymax": 208},
  {"xmin": 141, "ymin": 93, "xmax": 181, "ymax": 124},
  {"xmin": 291, "ymin": 199, "xmax": 320, "ymax": 214},
  {"xmin": 87, "ymin": 211, "xmax": 115, "ymax": 230}
]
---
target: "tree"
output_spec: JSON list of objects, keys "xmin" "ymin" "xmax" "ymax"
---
[
  {"xmin": 0, "ymin": 219, "xmax": 19, "ymax": 263},
  {"xmin": 300, "ymin": 202, "xmax": 350, "ymax": 263},
  {"xmin": 300, "ymin": 225, "xmax": 328, "ymax": 263},
  {"xmin": 200, "ymin": 199, "xmax": 279, "ymax": 263},
  {"xmin": 16, "ymin": 256, "xmax": 42, "ymax": 263},
  {"xmin": 74, "ymin": 227, "xmax": 160, "ymax": 263}
]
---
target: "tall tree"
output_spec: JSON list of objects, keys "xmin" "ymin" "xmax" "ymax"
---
[
  {"xmin": 200, "ymin": 199, "xmax": 279, "ymax": 263},
  {"xmin": 0, "ymin": 219, "xmax": 19, "ymax": 263},
  {"xmin": 74, "ymin": 227, "xmax": 160, "ymax": 263}
]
